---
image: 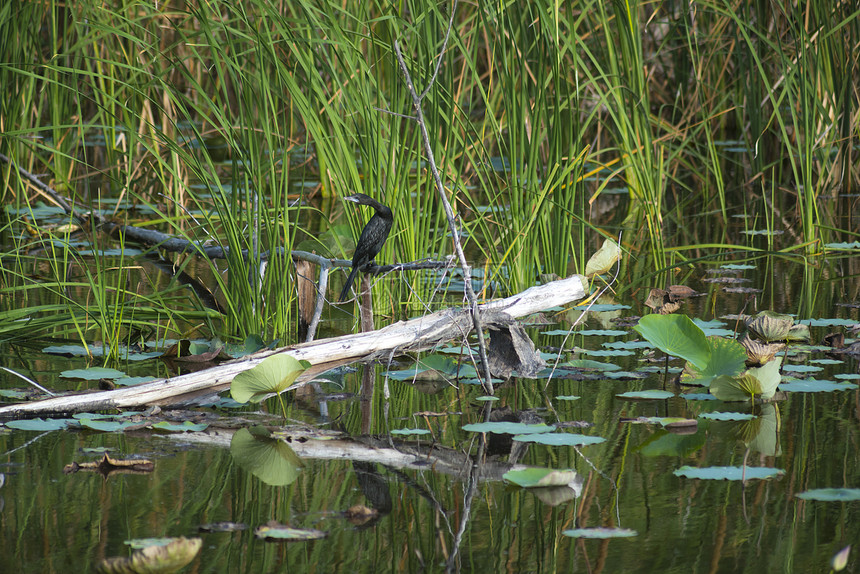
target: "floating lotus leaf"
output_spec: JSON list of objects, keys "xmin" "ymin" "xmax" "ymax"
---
[
  {"xmin": 584, "ymin": 238, "xmax": 622, "ymax": 277},
  {"xmin": 796, "ymin": 488, "xmax": 860, "ymax": 501},
  {"xmin": 710, "ymin": 357, "xmax": 782, "ymax": 401},
  {"xmin": 674, "ymin": 465, "xmax": 784, "ymax": 480},
  {"xmin": 96, "ymin": 537, "xmax": 201, "ymax": 574},
  {"xmin": 698, "ymin": 412, "xmax": 756, "ymax": 421},
  {"xmin": 562, "ymin": 528, "xmax": 637, "ymax": 538},
  {"xmin": 512, "ymin": 433, "xmax": 605, "ymax": 446},
  {"xmin": 745, "ymin": 311, "xmax": 794, "ymax": 342},
  {"xmin": 254, "ymin": 524, "xmax": 327, "ymax": 541},
  {"xmin": 779, "ymin": 379, "xmax": 858, "ymax": 393},
  {"xmin": 616, "ymin": 390, "xmax": 675, "ymax": 400},
  {"xmin": 682, "ymin": 336, "xmax": 748, "ymax": 387},
  {"xmin": 462, "ymin": 422, "xmax": 554, "ymax": 434}
]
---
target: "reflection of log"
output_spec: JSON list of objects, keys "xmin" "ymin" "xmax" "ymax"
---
[
  {"xmin": 0, "ymin": 275, "xmax": 587, "ymax": 418},
  {"xmin": 174, "ymin": 427, "xmax": 576, "ymax": 487}
]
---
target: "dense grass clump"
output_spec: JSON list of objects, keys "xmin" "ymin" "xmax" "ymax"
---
[{"xmin": 1, "ymin": 0, "xmax": 857, "ymax": 343}]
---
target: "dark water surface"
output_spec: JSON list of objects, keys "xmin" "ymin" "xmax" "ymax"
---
[{"xmin": 1, "ymin": 258, "xmax": 859, "ymax": 573}]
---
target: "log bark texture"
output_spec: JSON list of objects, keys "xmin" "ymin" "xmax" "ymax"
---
[{"xmin": 0, "ymin": 275, "xmax": 587, "ymax": 418}]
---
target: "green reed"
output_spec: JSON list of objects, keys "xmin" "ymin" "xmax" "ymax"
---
[{"xmin": 1, "ymin": 0, "xmax": 857, "ymax": 343}]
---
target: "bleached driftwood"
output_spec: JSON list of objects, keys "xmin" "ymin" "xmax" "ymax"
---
[{"xmin": 0, "ymin": 275, "xmax": 587, "ymax": 418}]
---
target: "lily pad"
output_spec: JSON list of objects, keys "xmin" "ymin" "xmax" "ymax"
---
[
  {"xmin": 683, "ymin": 393, "xmax": 718, "ymax": 401},
  {"xmin": 78, "ymin": 419, "xmax": 142, "ymax": 432},
  {"xmin": 698, "ymin": 412, "xmax": 756, "ymax": 421},
  {"xmin": 796, "ymin": 488, "xmax": 860, "ymax": 501},
  {"xmin": 513, "ymin": 433, "xmax": 605, "ymax": 446},
  {"xmin": 390, "ymin": 428, "xmax": 432, "ymax": 436},
  {"xmin": 616, "ymin": 390, "xmax": 674, "ymax": 400},
  {"xmin": 115, "ymin": 376, "xmax": 157, "ymax": 387},
  {"xmin": 674, "ymin": 465, "xmax": 784, "ymax": 480},
  {"xmin": 562, "ymin": 528, "xmax": 637, "ymax": 539},
  {"xmin": 60, "ymin": 367, "xmax": 126, "ymax": 380},
  {"xmin": 151, "ymin": 421, "xmax": 209, "ymax": 432},
  {"xmin": 578, "ymin": 329, "xmax": 628, "ymax": 336},
  {"xmin": 462, "ymin": 422, "xmax": 554, "ymax": 435},
  {"xmin": 782, "ymin": 364, "xmax": 823, "ymax": 373},
  {"xmin": 503, "ymin": 468, "xmax": 578, "ymax": 488},
  {"xmin": 254, "ymin": 524, "xmax": 327, "ymax": 541},
  {"xmin": 5, "ymin": 418, "xmax": 76, "ymax": 431},
  {"xmin": 603, "ymin": 341, "xmax": 653, "ymax": 350},
  {"xmin": 555, "ymin": 395, "xmax": 581, "ymax": 401},
  {"xmin": 778, "ymin": 379, "xmax": 858, "ymax": 393},
  {"xmin": 579, "ymin": 349, "xmax": 634, "ymax": 357}
]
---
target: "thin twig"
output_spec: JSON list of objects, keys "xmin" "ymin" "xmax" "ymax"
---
[{"xmin": 391, "ymin": 1, "xmax": 495, "ymax": 394}]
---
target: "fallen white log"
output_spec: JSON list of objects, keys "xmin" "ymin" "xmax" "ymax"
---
[{"xmin": 0, "ymin": 275, "xmax": 587, "ymax": 418}]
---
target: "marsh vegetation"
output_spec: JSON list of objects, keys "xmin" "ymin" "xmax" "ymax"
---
[{"xmin": 1, "ymin": 1, "xmax": 859, "ymax": 572}]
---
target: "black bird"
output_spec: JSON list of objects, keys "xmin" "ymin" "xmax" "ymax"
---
[{"xmin": 339, "ymin": 193, "xmax": 394, "ymax": 302}]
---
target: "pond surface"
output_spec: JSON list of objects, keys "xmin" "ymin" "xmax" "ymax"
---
[{"xmin": 1, "ymin": 257, "xmax": 859, "ymax": 573}]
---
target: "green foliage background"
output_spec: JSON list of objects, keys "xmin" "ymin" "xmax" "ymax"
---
[{"xmin": 1, "ymin": 0, "xmax": 857, "ymax": 342}]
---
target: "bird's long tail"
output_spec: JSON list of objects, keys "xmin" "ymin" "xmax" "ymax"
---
[{"xmin": 339, "ymin": 265, "xmax": 360, "ymax": 302}]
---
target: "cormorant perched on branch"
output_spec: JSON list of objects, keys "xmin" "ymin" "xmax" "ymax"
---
[{"xmin": 339, "ymin": 193, "xmax": 394, "ymax": 302}]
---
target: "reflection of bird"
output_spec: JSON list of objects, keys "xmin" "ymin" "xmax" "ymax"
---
[{"xmin": 339, "ymin": 193, "xmax": 394, "ymax": 302}]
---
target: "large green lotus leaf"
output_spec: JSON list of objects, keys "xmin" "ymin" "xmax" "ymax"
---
[
  {"xmin": 503, "ymin": 468, "xmax": 578, "ymax": 488},
  {"xmin": 562, "ymin": 528, "xmax": 637, "ymax": 539},
  {"xmin": 674, "ymin": 465, "xmax": 784, "ymax": 480},
  {"xmin": 748, "ymin": 358, "xmax": 783, "ymax": 399},
  {"xmin": 230, "ymin": 355, "xmax": 311, "ymax": 403},
  {"xmin": 710, "ymin": 357, "xmax": 782, "ymax": 401},
  {"xmin": 633, "ymin": 314, "xmax": 711, "ymax": 370},
  {"xmin": 683, "ymin": 337, "xmax": 747, "ymax": 387},
  {"xmin": 710, "ymin": 374, "xmax": 761, "ymax": 401},
  {"xmin": 584, "ymin": 238, "xmax": 622, "ymax": 277},
  {"xmin": 230, "ymin": 427, "xmax": 304, "ymax": 487}
]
